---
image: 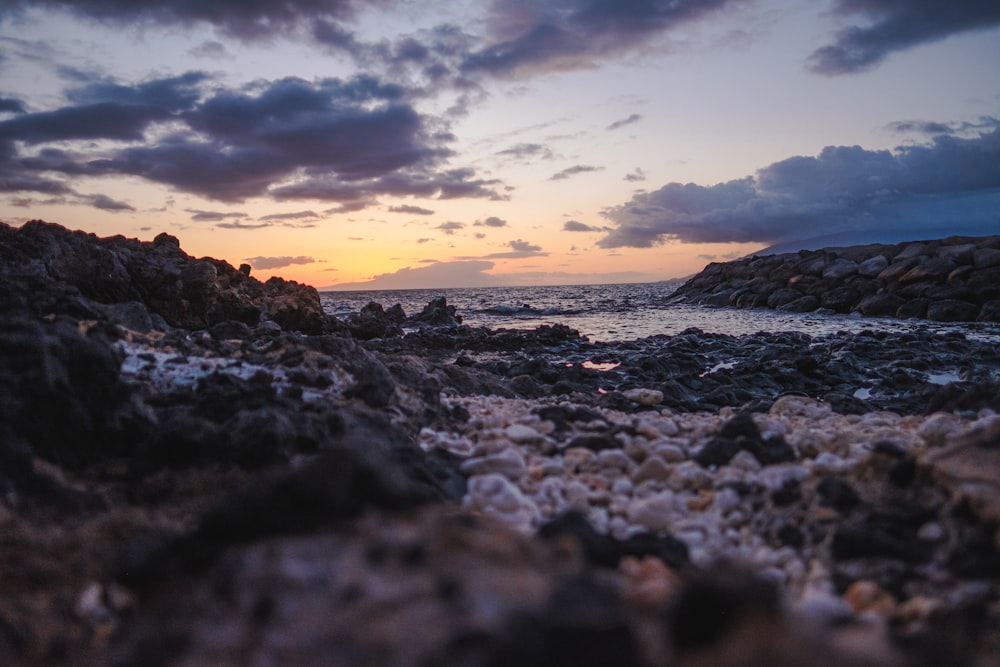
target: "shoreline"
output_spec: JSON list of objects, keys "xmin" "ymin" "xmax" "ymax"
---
[{"xmin": 2, "ymin": 221, "xmax": 999, "ymax": 665}]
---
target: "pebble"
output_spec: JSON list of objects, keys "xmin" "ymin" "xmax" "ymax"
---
[
  {"xmin": 631, "ymin": 456, "xmax": 672, "ymax": 484},
  {"xmin": 460, "ymin": 448, "xmax": 526, "ymax": 479},
  {"xmin": 623, "ymin": 388, "xmax": 664, "ymax": 406},
  {"xmin": 425, "ymin": 392, "xmax": 993, "ymax": 616}
]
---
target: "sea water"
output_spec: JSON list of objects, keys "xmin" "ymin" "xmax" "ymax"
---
[{"xmin": 321, "ymin": 282, "xmax": 1000, "ymax": 344}]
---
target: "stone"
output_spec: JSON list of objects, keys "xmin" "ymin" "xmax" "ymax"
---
[
  {"xmin": 896, "ymin": 299, "xmax": 929, "ymax": 319},
  {"xmin": 856, "ymin": 293, "xmax": 905, "ymax": 317},
  {"xmin": 898, "ymin": 257, "xmax": 957, "ymax": 284},
  {"xmin": 776, "ymin": 295, "xmax": 819, "ymax": 312},
  {"xmin": 857, "ymin": 255, "xmax": 889, "ymax": 277},
  {"xmin": 973, "ymin": 247, "xmax": 1000, "ymax": 269},
  {"xmin": 631, "ymin": 456, "xmax": 672, "ymax": 484},
  {"xmin": 978, "ymin": 300, "xmax": 1000, "ymax": 322},
  {"xmin": 822, "ymin": 258, "xmax": 859, "ymax": 281},
  {"xmin": 623, "ymin": 387, "xmax": 663, "ymax": 406},
  {"xmin": 925, "ymin": 300, "xmax": 979, "ymax": 322}
]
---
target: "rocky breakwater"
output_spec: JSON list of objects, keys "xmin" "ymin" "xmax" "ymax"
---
[{"xmin": 669, "ymin": 235, "xmax": 1000, "ymax": 322}]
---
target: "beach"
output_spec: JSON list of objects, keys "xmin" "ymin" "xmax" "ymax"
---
[{"xmin": 2, "ymin": 220, "xmax": 1000, "ymax": 665}]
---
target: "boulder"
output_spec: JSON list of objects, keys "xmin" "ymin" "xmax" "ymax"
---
[
  {"xmin": 926, "ymin": 300, "xmax": 979, "ymax": 323},
  {"xmin": 973, "ymin": 248, "xmax": 1000, "ymax": 269},
  {"xmin": 898, "ymin": 257, "xmax": 956, "ymax": 284},
  {"xmin": 896, "ymin": 299, "xmax": 930, "ymax": 319},
  {"xmin": 978, "ymin": 300, "xmax": 1000, "ymax": 323},
  {"xmin": 857, "ymin": 255, "xmax": 889, "ymax": 277},
  {"xmin": 856, "ymin": 293, "xmax": 905, "ymax": 317},
  {"xmin": 822, "ymin": 258, "xmax": 859, "ymax": 281}
]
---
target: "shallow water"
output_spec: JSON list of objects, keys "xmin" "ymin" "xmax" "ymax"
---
[{"xmin": 321, "ymin": 282, "xmax": 1000, "ymax": 343}]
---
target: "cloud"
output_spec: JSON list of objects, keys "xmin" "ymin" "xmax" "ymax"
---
[
  {"xmin": 1, "ymin": 0, "xmax": 372, "ymax": 41},
  {"xmin": 549, "ymin": 164, "xmax": 603, "ymax": 181},
  {"xmin": 563, "ymin": 219, "xmax": 601, "ymax": 232},
  {"xmin": 0, "ymin": 98, "xmax": 26, "ymax": 113},
  {"xmin": 328, "ymin": 260, "xmax": 499, "ymax": 290},
  {"xmin": 457, "ymin": 238, "xmax": 548, "ymax": 260},
  {"xmin": 389, "ymin": 204, "xmax": 435, "ymax": 215},
  {"xmin": 0, "ymin": 72, "xmax": 505, "ymax": 206},
  {"xmin": 217, "ymin": 221, "xmax": 273, "ymax": 230},
  {"xmin": 495, "ymin": 142, "xmax": 555, "ymax": 160},
  {"xmin": 190, "ymin": 40, "xmax": 229, "ymax": 59},
  {"xmin": 87, "ymin": 193, "xmax": 134, "ymax": 211},
  {"xmin": 809, "ymin": 0, "xmax": 1000, "ymax": 75},
  {"xmin": 475, "ymin": 216, "xmax": 507, "ymax": 228},
  {"xmin": 607, "ymin": 113, "xmax": 642, "ymax": 131},
  {"xmin": 244, "ymin": 255, "xmax": 316, "ymax": 270},
  {"xmin": 461, "ymin": 0, "xmax": 743, "ymax": 77},
  {"xmin": 436, "ymin": 221, "xmax": 465, "ymax": 235},
  {"xmin": 259, "ymin": 210, "xmax": 320, "ymax": 222},
  {"xmin": 600, "ymin": 122, "xmax": 1000, "ymax": 248},
  {"xmin": 624, "ymin": 167, "xmax": 646, "ymax": 182},
  {"xmin": 187, "ymin": 209, "xmax": 248, "ymax": 222}
]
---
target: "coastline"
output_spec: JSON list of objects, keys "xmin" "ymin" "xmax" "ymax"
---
[{"xmin": 2, "ymin": 220, "xmax": 999, "ymax": 665}]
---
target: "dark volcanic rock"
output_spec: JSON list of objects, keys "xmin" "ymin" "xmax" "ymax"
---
[
  {"xmin": 0, "ymin": 315, "xmax": 144, "ymax": 467},
  {"xmin": 0, "ymin": 220, "xmax": 327, "ymax": 333},
  {"xmin": 695, "ymin": 412, "xmax": 795, "ymax": 467}
]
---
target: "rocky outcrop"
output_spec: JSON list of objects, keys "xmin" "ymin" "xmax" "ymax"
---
[
  {"xmin": 0, "ymin": 220, "xmax": 328, "ymax": 333},
  {"xmin": 670, "ymin": 235, "xmax": 1000, "ymax": 322}
]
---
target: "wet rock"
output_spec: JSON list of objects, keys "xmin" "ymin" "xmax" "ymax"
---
[
  {"xmin": 410, "ymin": 296, "xmax": 462, "ymax": 327},
  {"xmin": 926, "ymin": 299, "xmax": 979, "ymax": 322}
]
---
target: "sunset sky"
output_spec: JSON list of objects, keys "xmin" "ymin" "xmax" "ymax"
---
[{"xmin": 1, "ymin": 1, "xmax": 998, "ymax": 289}]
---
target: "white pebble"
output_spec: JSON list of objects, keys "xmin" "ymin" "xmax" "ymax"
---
[
  {"xmin": 460, "ymin": 448, "xmax": 526, "ymax": 479},
  {"xmin": 624, "ymin": 388, "xmax": 664, "ymax": 406},
  {"xmin": 627, "ymin": 491, "xmax": 684, "ymax": 533}
]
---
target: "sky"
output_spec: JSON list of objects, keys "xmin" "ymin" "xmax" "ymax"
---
[{"xmin": 1, "ymin": 0, "xmax": 998, "ymax": 290}]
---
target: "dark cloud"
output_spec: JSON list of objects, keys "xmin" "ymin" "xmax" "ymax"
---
[
  {"xmin": 475, "ymin": 216, "xmax": 507, "ymax": 227},
  {"xmin": 271, "ymin": 168, "xmax": 506, "ymax": 203},
  {"xmin": 1, "ymin": 0, "xmax": 373, "ymax": 41},
  {"xmin": 259, "ymin": 210, "xmax": 320, "ymax": 222},
  {"xmin": 624, "ymin": 167, "xmax": 646, "ymax": 182},
  {"xmin": 389, "ymin": 204, "xmax": 435, "ymax": 215},
  {"xmin": 607, "ymin": 113, "xmax": 642, "ymax": 131},
  {"xmin": 549, "ymin": 164, "xmax": 603, "ymax": 181},
  {"xmin": 436, "ymin": 221, "xmax": 465, "ymax": 235},
  {"xmin": 87, "ymin": 193, "xmax": 134, "ymax": 211},
  {"xmin": 190, "ymin": 40, "xmax": 229, "ymax": 59},
  {"xmin": 187, "ymin": 209, "xmax": 248, "ymax": 222},
  {"xmin": 809, "ymin": 0, "xmax": 1000, "ymax": 75},
  {"xmin": 462, "ymin": 0, "xmax": 739, "ymax": 77},
  {"xmin": 0, "ymin": 74, "xmax": 205, "ymax": 162},
  {"xmin": 600, "ymin": 123, "xmax": 1000, "ymax": 248},
  {"xmin": 495, "ymin": 142, "xmax": 555, "ymax": 160},
  {"xmin": 0, "ymin": 98, "xmax": 25, "ymax": 113},
  {"xmin": 886, "ymin": 120, "xmax": 955, "ymax": 135},
  {"xmin": 245, "ymin": 255, "xmax": 316, "ymax": 270},
  {"xmin": 217, "ymin": 221, "xmax": 273, "ymax": 230},
  {"xmin": 459, "ymin": 238, "xmax": 547, "ymax": 259},
  {"xmin": 0, "ymin": 72, "xmax": 504, "ymax": 206},
  {"xmin": 563, "ymin": 219, "xmax": 601, "ymax": 232}
]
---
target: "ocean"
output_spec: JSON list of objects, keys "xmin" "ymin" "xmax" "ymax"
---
[{"xmin": 321, "ymin": 282, "xmax": 1000, "ymax": 343}]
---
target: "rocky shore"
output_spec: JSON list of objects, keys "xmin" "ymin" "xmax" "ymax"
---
[
  {"xmin": 2, "ymin": 220, "xmax": 1000, "ymax": 666},
  {"xmin": 668, "ymin": 235, "xmax": 1000, "ymax": 322}
]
